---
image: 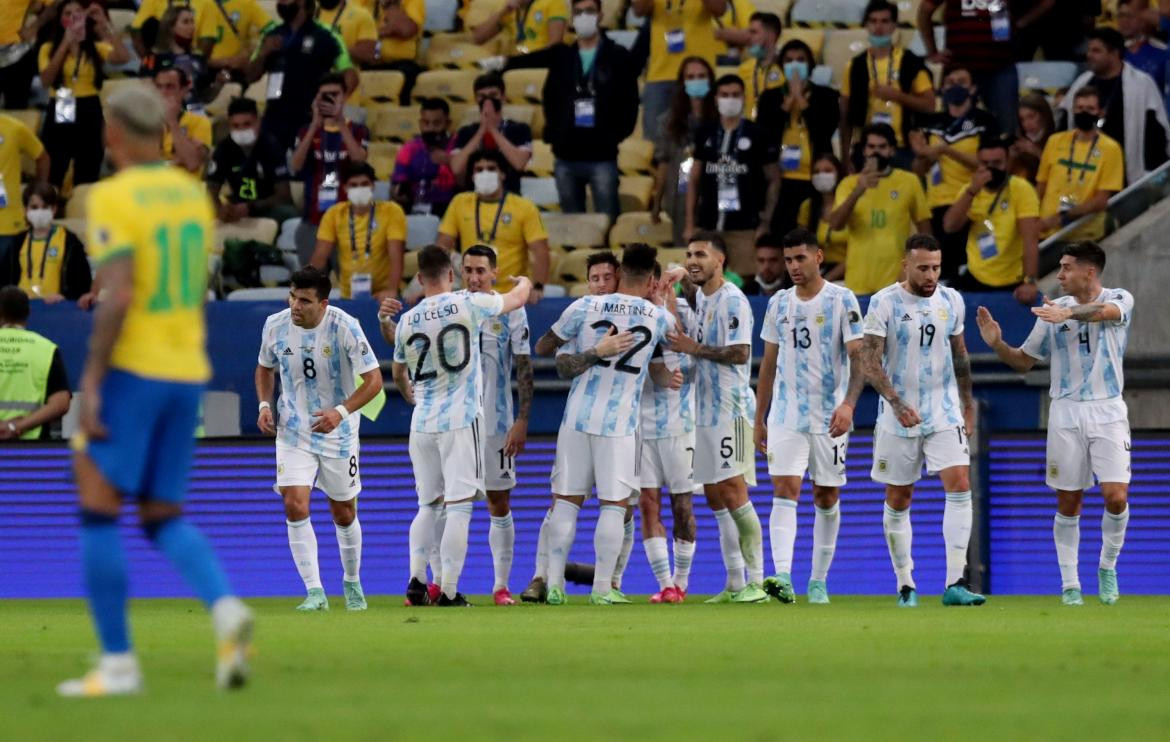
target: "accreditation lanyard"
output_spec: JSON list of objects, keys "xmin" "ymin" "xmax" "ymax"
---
[
  {"xmin": 348, "ymin": 205, "xmax": 375, "ymax": 265},
  {"xmin": 869, "ymin": 48, "xmax": 895, "ymax": 89},
  {"xmin": 1066, "ymin": 134, "xmax": 1099, "ymax": 183},
  {"xmin": 316, "ymin": 1, "xmax": 347, "ymax": 32},
  {"xmin": 25, "ymin": 228, "xmax": 56, "ymax": 282},
  {"xmin": 475, "ymin": 195, "xmax": 508, "ymax": 243},
  {"xmin": 515, "ymin": 3, "xmax": 532, "ymax": 43}
]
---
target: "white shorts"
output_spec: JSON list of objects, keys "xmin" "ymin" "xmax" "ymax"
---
[
  {"xmin": 550, "ymin": 424, "xmax": 638, "ymax": 501},
  {"xmin": 482, "ymin": 431, "xmax": 516, "ymax": 492},
  {"xmin": 640, "ymin": 432, "xmax": 697, "ymax": 493},
  {"xmin": 275, "ymin": 442, "xmax": 361, "ymax": 501},
  {"xmin": 409, "ymin": 420, "xmax": 486, "ymax": 505},
  {"xmin": 871, "ymin": 425, "xmax": 969, "ymax": 486},
  {"xmin": 767, "ymin": 425, "xmax": 848, "ymax": 487},
  {"xmin": 694, "ymin": 417, "xmax": 757, "ymax": 487},
  {"xmin": 1046, "ymin": 398, "xmax": 1131, "ymax": 490}
]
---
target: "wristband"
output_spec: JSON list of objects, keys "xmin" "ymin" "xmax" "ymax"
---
[
  {"xmin": 334, "ymin": 404, "xmax": 349, "ymax": 418},
  {"xmin": 6, "ymin": 421, "xmax": 17, "ymax": 435},
  {"xmin": 258, "ymin": 401, "xmax": 271, "ymax": 412}
]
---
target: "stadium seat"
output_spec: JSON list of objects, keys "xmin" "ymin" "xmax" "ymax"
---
[
  {"xmin": 896, "ymin": 0, "xmax": 927, "ymax": 27},
  {"xmin": 413, "ymin": 69, "xmax": 479, "ymax": 103},
  {"xmin": 791, "ymin": 0, "xmax": 867, "ymax": 27},
  {"xmin": 358, "ymin": 70, "xmax": 407, "ymax": 104},
  {"xmin": 369, "ymin": 104, "xmax": 421, "ymax": 142},
  {"xmin": 601, "ymin": 0, "xmax": 624, "ymax": 28},
  {"xmin": 778, "ymin": 28, "xmax": 826, "ymax": 60},
  {"xmin": 107, "ymin": 8, "xmax": 135, "ymax": 39},
  {"xmin": 425, "ymin": 0, "xmax": 460, "ymax": 32},
  {"xmin": 609, "ymin": 211, "xmax": 674, "ymax": 248},
  {"xmin": 618, "ymin": 138, "xmax": 655, "ymax": 176},
  {"xmin": 542, "ymin": 212, "xmax": 610, "ymax": 250},
  {"xmin": 277, "ymin": 217, "xmax": 301, "ymax": 253},
  {"xmin": 542, "ymin": 284, "xmax": 566, "ymax": 298},
  {"xmin": 530, "ymin": 106, "xmax": 546, "ymax": 140},
  {"xmin": 257, "ymin": 0, "xmax": 278, "ymax": 20},
  {"xmin": 406, "ymin": 214, "xmax": 441, "ymax": 250},
  {"xmin": 656, "ymin": 247, "xmax": 689, "ymax": 267},
  {"xmin": 554, "ymin": 248, "xmax": 610, "ymax": 285},
  {"xmin": 465, "ymin": 0, "xmax": 507, "ymax": 29},
  {"xmin": 821, "ymin": 29, "xmax": 869, "ymax": 87},
  {"xmin": 368, "ymin": 141, "xmax": 400, "ymax": 180},
  {"xmin": 1017, "ymin": 61, "xmax": 1079, "ymax": 94},
  {"xmin": 64, "ymin": 184, "xmax": 93, "ymax": 219},
  {"xmin": 526, "ymin": 139, "xmax": 555, "ymax": 176},
  {"xmin": 753, "ymin": 0, "xmax": 795, "ymax": 18},
  {"xmin": 618, "ymin": 176, "xmax": 654, "ymax": 213},
  {"xmin": 403, "ymin": 250, "xmax": 419, "ymax": 281},
  {"xmin": 244, "ymin": 75, "xmax": 269, "ymax": 107},
  {"xmin": 608, "ymin": 30, "xmax": 638, "ymax": 49},
  {"xmin": 503, "ymin": 69, "xmax": 548, "ymax": 105},
  {"xmin": 227, "ymin": 287, "xmax": 294, "ymax": 301},
  {"xmin": 521, "ymin": 176, "xmax": 561, "ymax": 211},
  {"xmin": 290, "ymin": 181, "xmax": 304, "ymax": 211},
  {"xmin": 214, "ymin": 218, "xmax": 280, "ymax": 254},
  {"xmin": 425, "ymin": 38, "xmax": 493, "ymax": 69}
]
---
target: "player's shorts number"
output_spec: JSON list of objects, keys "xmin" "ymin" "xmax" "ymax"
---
[
  {"xmin": 832, "ymin": 443, "xmax": 845, "ymax": 466},
  {"xmin": 348, "ymin": 456, "xmax": 358, "ymax": 477},
  {"xmin": 406, "ymin": 326, "xmax": 472, "ymax": 381},
  {"xmin": 498, "ymin": 448, "xmax": 514, "ymax": 471},
  {"xmin": 720, "ymin": 436, "xmax": 733, "ymax": 459},
  {"xmin": 303, "ymin": 358, "xmax": 316, "ymax": 379},
  {"xmin": 149, "ymin": 221, "xmax": 206, "ymax": 312},
  {"xmin": 589, "ymin": 320, "xmax": 652, "ymax": 374}
]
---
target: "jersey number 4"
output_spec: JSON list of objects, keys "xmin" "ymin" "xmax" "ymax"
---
[
  {"xmin": 406, "ymin": 326, "xmax": 471, "ymax": 381},
  {"xmin": 590, "ymin": 320, "xmax": 651, "ymax": 374}
]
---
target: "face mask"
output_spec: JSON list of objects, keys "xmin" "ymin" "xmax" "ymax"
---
[
  {"xmin": 421, "ymin": 131, "xmax": 447, "ymax": 148},
  {"xmin": 986, "ymin": 167, "xmax": 1008, "ymax": 190},
  {"xmin": 811, "ymin": 172, "xmax": 837, "ymax": 193},
  {"xmin": 783, "ymin": 61, "xmax": 808, "ymax": 83},
  {"xmin": 473, "ymin": 170, "xmax": 500, "ymax": 196},
  {"xmin": 747, "ymin": 44, "xmax": 767, "ymax": 61},
  {"xmin": 716, "ymin": 96, "xmax": 743, "ymax": 118},
  {"xmin": 230, "ymin": 128, "xmax": 257, "ymax": 147},
  {"xmin": 347, "ymin": 186, "xmax": 373, "ymax": 207},
  {"xmin": 318, "ymin": 0, "xmax": 341, "ymax": 8},
  {"xmin": 870, "ymin": 154, "xmax": 892, "ymax": 171},
  {"xmin": 1073, "ymin": 111, "xmax": 1098, "ymax": 132},
  {"xmin": 573, "ymin": 12, "xmax": 598, "ymax": 38},
  {"xmin": 276, "ymin": 2, "xmax": 300, "ymax": 23},
  {"xmin": 26, "ymin": 208, "xmax": 53, "ymax": 230},
  {"xmin": 942, "ymin": 85, "xmax": 971, "ymax": 107},
  {"xmin": 684, "ymin": 78, "xmax": 710, "ymax": 99},
  {"xmin": 868, "ymin": 33, "xmax": 893, "ymax": 48}
]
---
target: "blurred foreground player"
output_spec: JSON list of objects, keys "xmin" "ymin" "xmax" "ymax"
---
[{"xmin": 61, "ymin": 85, "xmax": 252, "ymax": 697}]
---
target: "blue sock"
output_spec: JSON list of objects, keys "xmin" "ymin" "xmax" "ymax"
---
[
  {"xmin": 80, "ymin": 510, "xmax": 131, "ymax": 653},
  {"xmin": 144, "ymin": 517, "xmax": 232, "ymax": 607}
]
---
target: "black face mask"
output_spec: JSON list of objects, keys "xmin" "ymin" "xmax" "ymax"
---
[
  {"xmin": 1073, "ymin": 111, "xmax": 1099, "ymax": 132},
  {"xmin": 986, "ymin": 167, "xmax": 1008, "ymax": 190},
  {"xmin": 871, "ymin": 154, "xmax": 891, "ymax": 171},
  {"xmin": 421, "ymin": 131, "xmax": 447, "ymax": 148},
  {"xmin": 317, "ymin": 0, "xmax": 341, "ymax": 8},
  {"xmin": 276, "ymin": 2, "xmax": 300, "ymax": 23}
]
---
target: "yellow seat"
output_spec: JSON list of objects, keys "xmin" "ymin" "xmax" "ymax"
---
[
  {"xmin": 529, "ymin": 105, "xmax": 545, "ymax": 139},
  {"xmin": 600, "ymin": 0, "xmax": 623, "ymax": 28},
  {"xmin": 413, "ymin": 69, "xmax": 479, "ymax": 103},
  {"xmin": 107, "ymin": 8, "xmax": 135, "ymax": 39},
  {"xmin": 368, "ymin": 141, "xmax": 400, "ymax": 179},
  {"xmin": 214, "ymin": 218, "xmax": 280, "ymax": 254},
  {"xmin": 424, "ymin": 39, "xmax": 493, "ymax": 69},
  {"xmin": 822, "ymin": 29, "xmax": 869, "ymax": 86},
  {"xmin": 554, "ymin": 248, "xmax": 611, "ymax": 285},
  {"xmin": 403, "ymin": 250, "xmax": 419, "ymax": 282},
  {"xmin": 609, "ymin": 211, "xmax": 674, "ymax": 248},
  {"xmin": 618, "ymin": 176, "xmax": 654, "ymax": 213},
  {"xmin": 358, "ymin": 70, "xmax": 406, "ymax": 104},
  {"xmin": 618, "ymin": 138, "xmax": 655, "ymax": 176},
  {"xmin": 542, "ymin": 212, "xmax": 610, "ymax": 250},
  {"xmin": 243, "ymin": 75, "xmax": 269, "ymax": 110},
  {"xmin": 779, "ymin": 27, "xmax": 826, "ymax": 61},
  {"xmin": 465, "ymin": 0, "xmax": 507, "ymax": 29},
  {"xmin": 64, "ymin": 184, "xmax": 94, "ymax": 219},
  {"xmin": 656, "ymin": 247, "xmax": 689, "ymax": 267},
  {"xmin": 526, "ymin": 139, "xmax": 555, "ymax": 176},
  {"xmin": 503, "ymin": 69, "xmax": 548, "ymax": 105},
  {"xmin": 369, "ymin": 104, "xmax": 421, "ymax": 142}
]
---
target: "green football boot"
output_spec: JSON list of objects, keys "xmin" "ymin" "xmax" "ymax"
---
[
  {"xmin": 704, "ymin": 589, "xmax": 737, "ymax": 604},
  {"xmin": 897, "ymin": 586, "xmax": 918, "ymax": 607},
  {"xmin": 731, "ymin": 583, "xmax": 770, "ymax": 604},
  {"xmin": 606, "ymin": 588, "xmax": 632, "ymax": 604},
  {"xmin": 588, "ymin": 592, "xmax": 614, "ymax": 605},
  {"xmin": 295, "ymin": 587, "xmax": 329, "ymax": 611},
  {"xmin": 762, "ymin": 573, "xmax": 796, "ymax": 604},
  {"xmin": 1061, "ymin": 588, "xmax": 1085, "ymax": 606},
  {"xmin": 941, "ymin": 580, "xmax": 987, "ymax": 606},
  {"xmin": 546, "ymin": 586, "xmax": 568, "ymax": 605},
  {"xmin": 1098, "ymin": 568, "xmax": 1119, "ymax": 605},
  {"xmin": 806, "ymin": 579, "xmax": 830, "ymax": 604},
  {"xmin": 344, "ymin": 580, "xmax": 367, "ymax": 611}
]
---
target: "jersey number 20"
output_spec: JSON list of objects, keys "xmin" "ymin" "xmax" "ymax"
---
[{"xmin": 406, "ymin": 326, "xmax": 471, "ymax": 381}]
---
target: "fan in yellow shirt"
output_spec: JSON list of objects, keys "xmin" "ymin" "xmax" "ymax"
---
[
  {"xmin": 636, "ymin": 0, "xmax": 726, "ymax": 83},
  {"xmin": 472, "ymin": 0, "xmax": 567, "ymax": 55},
  {"xmin": 130, "ymin": 0, "xmax": 212, "ymax": 58},
  {"xmin": 315, "ymin": 0, "xmax": 377, "ymax": 66},
  {"xmin": 373, "ymin": 0, "xmax": 425, "ymax": 63},
  {"xmin": 0, "ymin": 114, "xmax": 49, "ymax": 239},
  {"xmin": 197, "ymin": 0, "xmax": 272, "ymax": 70},
  {"xmin": 735, "ymin": 10, "xmax": 783, "ymax": 120},
  {"xmin": 154, "ymin": 66, "xmax": 212, "ymax": 174}
]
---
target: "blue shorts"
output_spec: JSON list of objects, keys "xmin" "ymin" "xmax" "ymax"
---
[{"xmin": 85, "ymin": 369, "xmax": 203, "ymax": 503}]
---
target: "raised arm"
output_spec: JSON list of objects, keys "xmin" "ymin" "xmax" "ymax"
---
[
  {"xmin": 975, "ymin": 306, "xmax": 1037, "ymax": 373},
  {"xmin": 499, "ymin": 276, "xmax": 533, "ymax": 313}
]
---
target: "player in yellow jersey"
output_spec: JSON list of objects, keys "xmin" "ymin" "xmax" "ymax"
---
[{"xmin": 58, "ymin": 85, "xmax": 253, "ymax": 699}]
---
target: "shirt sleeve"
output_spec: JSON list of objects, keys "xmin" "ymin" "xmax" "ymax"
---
[
  {"xmin": 391, "ymin": 141, "xmax": 413, "ymax": 183},
  {"xmin": 863, "ymin": 293, "xmax": 890, "ymax": 337},
  {"xmin": 16, "ymin": 118, "xmax": 44, "ymax": 159},
  {"xmin": 191, "ymin": 115, "xmax": 213, "ymax": 149},
  {"xmin": 329, "ymin": 28, "xmax": 355, "ymax": 71},
  {"xmin": 550, "ymin": 298, "xmax": 585, "ymax": 341},
  {"xmin": 841, "ymin": 290, "xmax": 864, "ymax": 342},
  {"xmin": 344, "ymin": 318, "xmax": 380, "ymax": 375},
  {"xmin": 45, "ymin": 348, "xmax": 69, "ymax": 397},
  {"xmin": 87, "ymin": 185, "xmax": 135, "ymax": 265},
  {"xmin": 355, "ymin": 8, "xmax": 378, "ymax": 42},
  {"xmin": 257, "ymin": 318, "xmax": 277, "ymax": 367},
  {"xmin": 470, "ymin": 291, "xmax": 506, "ymax": 322},
  {"xmin": 1020, "ymin": 317, "xmax": 1051, "ymax": 360},
  {"xmin": 724, "ymin": 294, "xmax": 752, "ymax": 346},
  {"xmin": 385, "ymin": 202, "xmax": 407, "ymax": 241},
  {"xmin": 521, "ymin": 200, "xmax": 548, "ymax": 243},
  {"xmin": 1015, "ymin": 178, "xmax": 1040, "ymax": 219},
  {"xmin": 1105, "ymin": 288, "xmax": 1135, "ymax": 327},
  {"xmin": 392, "ymin": 318, "xmax": 408, "ymax": 363},
  {"xmin": 405, "ymin": 0, "xmax": 426, "ymax": 26},
  {"xmin": 317, "ymin": 203, "xmax": 341, "ymax": 242},
  {"xmin": 947, "ymin": 289, "xmax": 966, "ymax": 336},
  {"xmin": 911, "ymin": 69, "xmax": 934, "ymax": 95},
  {"xmin": 759, "ymin": 294, "xmax": 781, "ymax": 345},
  {"xmin": 1099, "ymin": 140, "xmax": 1125, "ymax": 192},
  {"xmin": 510, "ymin": 308, "xmax": 532, "ymax": 355},
  {"xmin": 910, "ymin": 176, "xmax": 930, "ymax": 223}
]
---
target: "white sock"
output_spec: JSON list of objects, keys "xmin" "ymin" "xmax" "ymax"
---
[
  {"xmin": 811, "ymin": 502, "xmax": 840, "ymax": 582},
  {"xmin": 430, "ymin": 506, "xmax": 446, "ymax": 585},
  {"xmin": 643, "ymin": 536, "xmax": 672, "ymax": 590},
  {"xmin": 408, "ymin": 504, "xmax": 438, "ymax": 583},
  {"xmin": 286, "ymin": 517, "xmax": 322, "ymax": 590},
  {"xmin": 335, "ymin": 518, "xmax": 362, "ymax": 583},
  {"xmin": 533, "ymin": 508, "xmax": 552, "ymax": 581},
  {"xmin": 545, "ymin": 500, "xmax": 580, "ymax": 590},
  {"xmin": 1099, "ymin": 506, "xmax": 1129, "ymax": 570},
  {"xmin": 883, "ymin": 503, "xmax": 915, "ymax": 590},
  {"xmin": 714, "ymin": 509, "xmax": 746, "ymax": 591},
  {"xmin": 731, "ymin": 502, "xmax": 765, "ymax": 585},
  {"xmin": 672, "ymin": 539, "xmax": 695, "ymax": 592},
  {"xmin": 439, "ymin": 503, "xmax": 473, "ymax": 599},
  {"xmin": 769, "ymin": 498, "xmax": 798, "ymax": 575},
  {"xmin": 1053, "ymin": 513, "xmax": 1081, "ymax": 591},
  {"xmin": 489, "ymin": 513, "xmax": 515, "ymax": 591},
  {"xmin": 943, "ymin": 491, "xmax": 972, "ymax": 587},
  {"xmin": 612, "ymin": 516, "xmax": 635, "ymax": 589},
  {"xmin": 592, "ymin": 504, "xmax": 626, "ymax": 595}
]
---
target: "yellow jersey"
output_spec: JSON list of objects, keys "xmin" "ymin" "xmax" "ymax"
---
[
  {"xmin": 919, "ymin": 110, "xmax": 997, "ymax": 209},
  {"xmin": 0, "ymin": 114, "xmax": 45, "ymax": 236},
  {"xmin": 501, "ymin": 0, "xmax": 568, "ymax": 55},
  {"xmin": 962, "ymin": 175, "xmax": 1039, "ymax": 288},
  {"xmin": 16, "ymin": 227, "xmax": 70, "ymax": 297},
  {"xmin": 835, "ymin": 168, "xmax": 929, "ymax": 296},
  {"xmin": 797, "ymin": 197, "xmax": 847, "ymax": 266},
  {"xmin": 737, "ymin": 57, "xmax": 783, "ymax": 120},
  {"xmin": 841, "ymin": 48, "xmax": 933, "ymax": 147},
  {"xmin": 198, "ymin": 0, "xmax": 272, "ymax": 62},
  {"xmin": 317, "ymin": 200, "xmax": 407, "ymax": 297},
  {"xmin": 439, "ymin": 192, "xmax": 547, "ymax": 290},
  {"xmin": 1037, "ymin": 130, "xmax": 1124, "ymax": 240},
  {"xmin": 1, "ymin": 0, "xmax": 39, "ymax": 46},
  {"xmin": 86, "ymin": 162, "xmax": 214, "ymax": 383},
  {"xmin": 132, "ymin": 0, "xmax": 213, "ymax": 32},
  {"xmin": 316, "ymin": 1, "xmax": 377, "ymax": 52},
  {"xmin": 646, "ymin": 0, "xmax": 722, "ymax": 83},
  {"xmin": 376, "ymin": 0, "xmax": 425, "ymax": 62},
  {"xmin": 716, "ymin": 0, "xmax": 753, "ymax": 55},
  {"xmin": 163, "ymin": 110, "xmax": 213, "ymax": 160},
  {"xmin": 37, "ymin": 40, "xmax": 113, "ymax": 98}
]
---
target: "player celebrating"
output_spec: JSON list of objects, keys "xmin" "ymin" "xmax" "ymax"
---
[
  {"xmin": 393, "ymin": 246, "xmax": 531, "ymax": 606},
  {"xmin": 461, "ymin": 245, "xmax": 534, "ymax": 605},
  {"xmin": 256, "ymin": 267, "xmax": 383, "ymax": 612},
  {"xmin": 861, "ymin": 234, "xmax": 985, "ymax": 607},
  {"xmin": 976, "ymin": 242, "xmax": 1133, "ymax": 606},
  {"xmin": 754, "ymin": 229, "xmax": 865, "ymax": 605},
  {"xmin": 60, "ymin": 86, "xmax": 252, "ymax": 696}
]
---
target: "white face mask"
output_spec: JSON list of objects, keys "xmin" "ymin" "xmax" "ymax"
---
[
  {"xmin": 473, "ymin": 170, "xmax": 500, "ymax": 197},
  {"xmin": 26, "ymin": 207, "xmax": 54, "ymax": 230},
  {"xmin": 230, "ymin": 128, "xmax": 257, "ymax": 147},
  {"xmin": 716, "ymin": 96, "xmax": 743, "ymax": 118},
  {"xmin": 347, "ymin": 186, "xmax": 373, "ymax": 206},
  {"xmin": 573, "ymin": 12, "xmax": 599, "ymax": 38},
  {"xmin": 811, "ymin": 172, "xmax": 838, "ymax": 194}
]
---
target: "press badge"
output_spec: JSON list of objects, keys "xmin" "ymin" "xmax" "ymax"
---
[
  {"xmin": 930, "ymin": 162, "xmax": 942, "ymax": 185},
  {"xmin": 318, "ymin": 171, "xmax": 339, "ymax": 211},
  {"xmin": 665, "ymin": 29, "xmax": 685, "ymax": 53},
  {"xmin": 990, "ymin": 2, "xmax": 1011, "ymax": 42},
  {"xmin": 266, "ymin": 71, "xmax": 285, "ymax": 99},
  {"xmin": 871, "ymin": 111, "xmax": 893, "ymax": 126},
  {"xmin": 1059, "ymin": 195, "xmax": 1076, "ymax": 213},
  {"xmin": 780, "ymin": 145, "xmax": 802, "ymax": 171},
  {"xmin": 678, "ymin": 156, "xmax": 693, "ymax": 193},
  {"xmin": 54, "ymin": 88, "xmax": 77, "ymax": 124},
  {"xmin": 977, "ymin": 227, "xmax": 998, "ymax": 260},
  {"xmin": 350, "ymin": 272, "xmax": 372, "ymax": 298},
  {"xmin": 717, "ymin": 182, "xmax": 741, "ymax": 212},
  {"xmin": 574, "ymin": 98, "xmax": 596, "ymax": 128},
  {"xmin": 0, "ymin": 175, "xmax": 8, "ymax": 209}
]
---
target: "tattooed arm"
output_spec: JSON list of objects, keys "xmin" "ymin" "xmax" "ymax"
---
[
  {"xmin": 668, "ymin": 329, "xmax": 750, "ymax": 364},
  {"xmin": 534, "ymin": 329, "xmax": 569, "ymax": 356},
  {"xmin": 951, "ymin": 333, "xmax": 975, "ymax": 432},
  {"xmin": 861, "ymin": 334, "xmax": 921, "ymax": 428},
  {"xmin": 504, "ymin": 355, "xmax": 533, "ymax": 456},
  {"xmin": 1032, "ymin": 300, "xmax": 1122, "ymax": 324},
  {"xmin": 554, "ymin": 328, "xmax": 636, "ymax": 379},
  {"xmin": 828, "ymin": 338, "xmax": 866, "ymax": 437}
]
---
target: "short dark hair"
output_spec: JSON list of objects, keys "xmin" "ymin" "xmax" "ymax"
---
[
  {"xmin": 417, "ymin": 245, "xmax": 453, "ymax": 281},
  {"xmin": 782, "ymin": 228, "xmax": 820, "ymax": 251},
  {"xmin": 153, "ymin": 63, "xmax": 189, "ymax": 87},
  {"xmin": 714, "ymin": 73, "xmax": 745, "ymax": 92},
  {"xmin": 620, "ymin": 243, "xmax": 658, "ymax": 280},
  {"xmin": 778, "ymin": 39, "xmax": 814, "ymax": 63},
  {"xmin": 863, "ymin": 0, "xmax": 897, "ymax": 23},
  {"xmin": 468, "ymin": 148, "xmax": 508, "ymax": 172},
  {"xmin": 464, "ymin": 244, "xmax": 497, "ymax": 268},
  {"xmin": 571, "ymin": 0, "xmax": 600, "ymax": 10},
  {"xmin": 978, "ymin": 134, "xmax": 1011, "ymax": 155},
  {"xmin": 862, "ymin": 123, "xmax": 897, "ymax": 148},
  {"xmin": 689, "ymin": 230, "xmax": 727, "ymax": 254},
  {"xmin": 317, "ymin": 72, "xmax": 346, "ymax": 91},
  {"xmin": 749, "ymin": 11, "xmax": 782, "ymax": 36},
  {"xmin": 1073, "ymin": 85, "xmax": 1102, "ymax": 105},
  {"xmin": 1063, "ymin": 241, "xmax": 1107, "ymax": 272},
  {"xmin": 586, "ymin": 251, "xmax": 620, "ymax": 272},
  {"xmin": 905, "ymin": 233, "xmax": 941, "ymax": 253},
  {"xmin": 23, "ymin": 181, "xmax": 58, "ymax": 208},
  {"xmin": 1088, "ymin": 27, "xmax": 1125, "ymax": 55},
  {"xmin": 290, "ymin": 266, "xmax": 331, "ymax": 301},
  {"xmin": 653, "ymin": 261, "xmax": 663, "ymax": 279},
  {"xmin": 473, "ymin": 71, "xmax": 505, "ymax": 93},
  {"xmin": 341, "ymin": 160, "xmax": 376, "ymax": 182},
  {"xmin": 419, "ymin": 96, "xmax": 449, "ymax": 116},
  {"xmin": 0, "ymin": 286, "xmax": 30, "ymax": 324},
  {"xmin": 227, "ymin": 97, "xmax": 258, "ymax": 117}
]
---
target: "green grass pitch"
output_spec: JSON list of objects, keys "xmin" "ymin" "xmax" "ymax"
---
[{"xmin": 3, "ymin": 596, "xmax": 1169, "ymax": 741}]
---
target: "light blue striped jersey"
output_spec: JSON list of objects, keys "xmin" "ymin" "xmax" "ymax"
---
[
  {"xmin": 693, "ymin": 282, "xmax": 756, "ymax": 427},
  {"xmin": 468, "ymin": 290, "xmax": 531, "ymax": 436},
  {"xmin": 1021, "ymin": 287, "xmax": 1133, "ymax": 401},
  {"xmin": 640, "ymin": 303, "xmax": 696, "ymax": 439},
  {"xmin": 393, "ymin": 291, "xmax": 504, "ymax": 433},
  {"xmin": 863, "ymin": 283, "xmax": 966, "ymax": 438},
  {"xmin": 258, "ymin": 306, "xmax": 379, "ymax": 458},
  {"xmin": 551, "ymin": 293, "xmax": 676, "ymax": 437},
  {"xmin": 760, "ymin": 283, "xmax": 863, "ymax": 434}
]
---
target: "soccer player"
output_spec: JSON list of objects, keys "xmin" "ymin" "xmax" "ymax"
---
[
  {"xmin": 461, "ymin": 245, "xmax": 534, "ymax": 605},
  {"xmin": 542, "ymin": 244, "xmax": 683, "ymax": 605},
  {"xmin": 255, "ymin": 267, "xmax": 384, "ymax": 612},
  {"xmin": 393, "ymin": 246, "xmax": 531, "ymax": 606},
  {"xmin": 860, "ymin": 234, "xmax": 985, "ymax": 607},
  {"xmin": 60, "ymin": 85, "xmax": 252, "ymax": 697},
  {"xmin": 976, "ymin": 242, "xmax": 1133, "ymax": 606},
  {"xmin": 669, "ymin": 231, "xmax": 768, "ymax": 604},
  {"xmin": 754, "ymin": 228, "xmax": 865, "ymax": 605}
]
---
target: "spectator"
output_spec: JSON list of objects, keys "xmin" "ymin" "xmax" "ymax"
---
[
  {"xmin": 38, "ymin": 1, "xmax": 130, "ymax": 189},
  {"xmin": 1010, "ymin": 149, "xmax": 1040, "ymax": 184},
  {"xmin": 1012, "ymin": 92, "xmax": 1055, "ymax": 162},
  {"xmin": 0, "ymin": 113, "xmax": 49, "ymax": 265},
  {"xmin": 1, "ymin": 1, "xmax": 56, "ymax": 109},
  {"xmin": 315, "ymin": 0, "xmax": 377, "ymax": 67},
  {"xmin": 131, "ymin": 0, "xmax": 211, "ymax": 59},
  {"xmin": 1038, "ymin": 87, "xmax": 1125, "ymax": 241},
  {"xmin": 840, "ymin": 0, "xmax": 934, "ymax": 169},
  {"xmin": 247, "ymin": 0, "xmax": 358, "ymax": 153},
  {"xmin": 450, "ymin": 73, "xmax": 533, "ymax": 193},
  {"xmin": 143, "ymin": 5, "xmax": 207, "ymax": 91},
  {"xmin": 740, "ymin": 238, "xmax": 785, "ymax": 297},
  {"xmin": 917, "ymin": 0, "xmax": 1018, "ymax": 135},
  {"xmin": 473, "ymin": 0, "xmax": 567, "ymax": 55},
  {"xmin": 311, "ymin": 161, "xmax": 406, "ymax": 299},
  {"xmin": 372, "ymin": 0, "xmax": 425, "ymax": 103},
  {"xmin": 714, "ymin": 0, "xmax": 753, "ymax": 65},
  {"xmin": 198, "ymin": 0, "xmax": 272, "ymax": 86},
  {"xmin": 909, "ymin": 65, "xmax": 1000, "ymax": 280},
  {"xmin": 437, "ymin": 149, "xmax": 550, "ymax": 300},
  {"xmin": 796, "ymin": 152, "xmax": 847, "ymax": 281},
  {"xmin": 736, "ymin": 11, "xmax": 783, "ymax": 121},
  {"xmin": 756, "ymin": 38, "xmax": 840, "ymax": 238},
  {"xmin": 507, "ymin": 0, "xmax": 639, "ymax": 221},
  {"xmin": 1119, "ymin": 0, "xmax": 1170, "ymax": 101},
  {"xmin": 155, "ymin": 65, "xmax": 213, "ymax": 175},
  {"xmin": 206, "ymin": 97, "xmax": 296, "ymax": 224},
  {"xmin": 290, "ymin": 72, "xmax": 370, "ymax": 265},
  {"xmin": 1060, "ymin": 27, "xmax": 1170, "ymax": 185},
  {"xmin": 0, "ymin": 286, "xmax": 71, "ymax": 441},
  {"xmin": 685, "ymin": 73, "xmax": 780, "ymax": 280},
  {"xmin": 942, "ymin": 137, "xmax": 1040, "ymax": 304},
  {"xmin": 633, "ymin": 0, "xmax": 727, "ymax": 140},
  {"xmin": 0, "ymin": 182, "xmax": 91, "ymax": 303},
  {"xmin": 649, "ymin": 56, "xmax": 716, "ymax": 246},
  {"xmin": 828, "ymin": 123, "xmax": 930, "ymax": 295},
  {"xmin": 391, "ymin": 97, "xmax": 457, "ymax": 217}
]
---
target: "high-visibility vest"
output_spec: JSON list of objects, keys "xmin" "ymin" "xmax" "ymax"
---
[{"xmin": 0, "ymin": 327, "xmax": 57, "ymax": 440}]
